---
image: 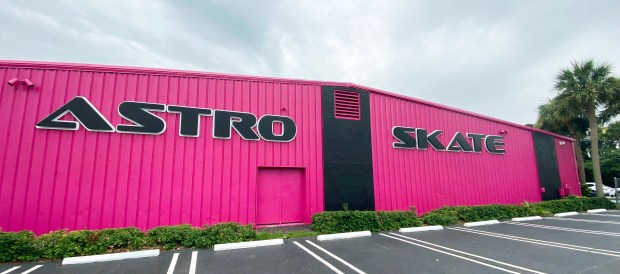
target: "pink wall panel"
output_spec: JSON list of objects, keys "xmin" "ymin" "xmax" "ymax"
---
[
  {"xmin": 0, "ymin": 65, "xmax": 323, "ymax": 234},
  {"xmin": 555, "ymin": 138, "xmax": 582, "ymax": 196},
  {"xmin": 369, "ymin": 93, "xmax": 546, "ymax": 214}
]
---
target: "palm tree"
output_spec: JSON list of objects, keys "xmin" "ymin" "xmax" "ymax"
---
[
  {"xmin": 536, "ymin": 97, "xmax": 588, "ymax": 185},
  {"xmin": 555, "ymin": 60, "xmax": 616, "ymax": 197}
]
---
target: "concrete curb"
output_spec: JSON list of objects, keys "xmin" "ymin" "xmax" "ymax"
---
[
  {"xmin": 554, "ymin": 212, "xmax": 578, "ymax": 217},
  {"xmin": 399, "ymin": 226, "xmax": 443, "ymax": 233},
  {"xmin": 214, "ymin": 239, "xmax": 284, "ymax": 251},
  {"xmin": 463, "ymin": 220, "xmax": 500, "ymax": 227},
  {"xmin": 317, "ymin": 231, "xmax": 371, "ymax": 241},
  {"xmin": 62, "ymin": 249, "xmax": 160, "ymax": 265},
  {"xmin": 587, "ymin": 209, "xmax": 608, "ymax": 213},
  {"xmin": 511, "ymin": 216, "xmax": 542, "ymax": 222}
]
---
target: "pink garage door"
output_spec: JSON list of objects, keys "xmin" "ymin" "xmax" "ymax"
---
[{"xmin": 256, "ymin": 168, "xmax": 305, "ymax": 225}]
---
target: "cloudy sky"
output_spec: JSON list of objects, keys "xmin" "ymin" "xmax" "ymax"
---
[{"xmin": 1, "ymin": 0, "xmax": 619, "ymax": 124}]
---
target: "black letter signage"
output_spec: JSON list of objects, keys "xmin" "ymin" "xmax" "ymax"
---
[
  {"xmin": 35, "ymin": 96, "xmax": 114, "ymax": 132},
  {"xmin": 36, "ymin": 96, "xmax": 297, "ymax": 143},
  {"xmin": 392, "ymin": 126, "xmax": 505, "ymax": 155}
]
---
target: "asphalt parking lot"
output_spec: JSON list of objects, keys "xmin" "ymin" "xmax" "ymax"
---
[{"xmin": 3, "ymin": 211, "xmax": 620, "ymax": 274}]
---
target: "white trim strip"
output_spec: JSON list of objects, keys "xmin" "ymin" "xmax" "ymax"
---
[
  {"xmin": 293, "ymin": 241, "xmax": 344, "ymax": 274},
  {"xmin": 189, "ymin": 251, "xmax": 198, "ymax": 274},
  {"xmin": 511, "ymin": 216, "xmax": 542, "ymax": 222},
  {"xmin": 214, "ymin": 239, "xmax": 284, "ymax": 251},
  {"xmin": 62, "ymin": 249, "xmax": 160, "ymax": 265},
  {"xmin": 553, "ymin": 212, "xmax": 578, "ymax": 217},
  {"xmin": 166, "ymin": 253, "xmax": 179, "ymax": 274},
  {"xmin": 305, "ymin": 240, "xmax": 366, "ymax": 274},
  {"xmin": 463, "ymin": 220, "xmax": 500, "ymax": 227},
  {"xmin": 317, "ymin": 231, "xmax": 371, "ymax": 241},
  {"xmin": 379, "ymin": 233, "xmax": 520, "ymax": 273},
  {"xmin": 545, "ymin": 217, "xmax": 620, "ymax": 224},
  {"xmin": 0, "ymin": 266, "xmax": 20, "ymax": 274},
  {"xmin": 19, "ymin": 265, "xmax": 42, "ymax": 274},
  {"xmin": 587, "ymin": 209, "xmax": 608, "ymax": 213},
  {"xmin": 389, "ymin": 233, "xmax": 545, "ymax": 274},
  {"xmin": 450, "ymin": 227, "xmax": 620, "ymax": 257},
  {"xmin": 399, "ymin": 225, "xmax": 443, "ymax": 233}
]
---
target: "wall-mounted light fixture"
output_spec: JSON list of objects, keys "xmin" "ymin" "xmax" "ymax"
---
[
  {"xmin": 559, "ymin": 141, "xmax": 566, "ymax": 146},
  {"xmin": 23, "ymin": 79, "xmax": 34, "ymax": 87},
  {"xmin": 6, "ymin": 78, "xmax": 34, "ymax": 87},
  {"xmin": 499, "ymin": 129, "xmax": 508, "ymax": 135},
  {"xmin": 6, "ymin": 78, "xmax": 18, "ymax": 86}
]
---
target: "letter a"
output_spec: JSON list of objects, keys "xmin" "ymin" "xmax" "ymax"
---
[{"xmin": 36, "ymin": 96, "xmax": 114, "ymax": 132}]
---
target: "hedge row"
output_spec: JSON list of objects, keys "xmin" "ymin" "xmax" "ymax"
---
[
  {"xmin": 421, "ymin": 196, "xmax": 616, "ymax": 226},
  {"xmin": 312, "ymin": 196, "xmax": 616, "ymax": 231},
  {"xmin": 0, "ymin": 223, "xmax": 255, "ymax": 263},
  {"xmin": 311, "ymin": 208, "xmax": 422, "ymax": 233}
]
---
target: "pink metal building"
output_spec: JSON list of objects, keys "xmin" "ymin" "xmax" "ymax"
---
[{"xmin": 0, "ymin": 61, "xmax": 580, "ymax": 235}]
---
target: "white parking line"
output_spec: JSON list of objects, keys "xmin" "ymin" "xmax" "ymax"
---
[
  {"xmin": 545, "ymin": 217, "xmax": 620, "ymax": 224},
  {"xmin": 0, "ymin": 267, "xmax": 20, "ymax": 274},
  {"xmin": 189, "ymin": 251, "xmax": 198, "ymax": 274},
  {"xmin": 505, "ymin": 221, "xmax": 620, "ymax": 236},
  {"xmin": 293, "ymin": 241, "xmax": 344, "ymax": 274},
  {"xmin": 166, "ymin": 253, "xmax": 179, "ymax": 274},
  {"xmin": 19, "ymin": 265, "xmax": 42, "ymax": 274},
  {"xmin": 305, "ymin": 240, "xmax": 366, "ymax": 274},
  {"xmin": 388, "ymin": 233, "xmax": 545, "ymax": 274},
  {"xmin": 379, "ymin": 233, "xmax": 521, "ymax": 274},
  {"xmin": 450, "ymin": 227, "xmax": 620, "ymax": 257}
]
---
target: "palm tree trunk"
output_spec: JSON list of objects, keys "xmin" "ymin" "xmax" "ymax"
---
[
  {"xmin": 586, "ymin": 105, "xmax": 604, "ymax": 197},
  {"xmin": 567, "ymin": 124, "xmax": 587, "ymax": 185}
]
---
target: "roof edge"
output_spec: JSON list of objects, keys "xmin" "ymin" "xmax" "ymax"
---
[
  {"xmin": 0, "ymin": 60, "xmax": 343, "ymax": 86},
  {"xmin": 0, "ymin": 60, "xmax": 574, "ymax": 142}
]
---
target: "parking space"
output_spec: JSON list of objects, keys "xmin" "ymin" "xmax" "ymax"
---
[
  {"xmin": 391, "ymin": 228, "xmax": 616, "ymax": 273},
  {"xmin": 3, "ymin": 213, "xmax": 620, "ymax": 273},
  {"xmin": 468, "ymin": 222, "xmax": 620, "ymax": 252},
  {"xmin": 505, "ymin": 217, "xmax": 620, "ymax": 234}
]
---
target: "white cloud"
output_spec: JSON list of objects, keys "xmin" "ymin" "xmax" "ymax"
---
[{"xmin": 1, "ymin": 0, "xmax": 619, "ymax": 125}]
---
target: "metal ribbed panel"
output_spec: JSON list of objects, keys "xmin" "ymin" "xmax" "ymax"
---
[
  {"xmin": 555, "ymin": 139, "xmax": 582, "ymax": 195},
  {"xmin": 369, "ymin": 93, "xmax": 578, "ymax": 214},
  {"xmin": 0, "ymin": 65, "xmax": 324, "ymax": 234}
]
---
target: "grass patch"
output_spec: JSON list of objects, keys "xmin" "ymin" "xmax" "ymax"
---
[{"xmin": 256, "ymin": 230, "xmax": 320, "ymax": 240}]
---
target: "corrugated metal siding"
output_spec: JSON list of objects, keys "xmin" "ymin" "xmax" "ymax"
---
[
  {"xmin": 369, "ymin": 93, "xmax": 545, "ymax": 214},
  {"xmin": 0, "ymin": 66, "xmax": 324, "ymax": 234},
  {"xmin": 555, "ymin": 138, "xmax": 582, "ymax": 195}
]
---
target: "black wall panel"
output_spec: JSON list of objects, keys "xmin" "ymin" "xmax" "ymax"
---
[
  {"xmin": 532, "ymin": 132, "xmax": 561, "ymax": 200},
  {"xmin": 322, "ymin": 86, "xmax": 375, "ymax": 211}
]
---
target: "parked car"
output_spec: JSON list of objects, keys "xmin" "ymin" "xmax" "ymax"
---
[{"xmin": 586, "ymin": 182, "xmax": 615, "ymax": 197}]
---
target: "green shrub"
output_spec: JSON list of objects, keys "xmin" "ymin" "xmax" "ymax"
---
[
  {"xmin": 204, "ymin": 223, "xmax": 256, "ymax": 245},
  {"xmin": 459, "ymin": 204, "xmax": 536, "ymax": 222},
  {"xmin": 421, "ymin": 204, "xmax": 537, "ymax": 225},
  {"xmin": 580, "ymin": 184, "xmax": 592, "ymax": 197},
  {"xmin": 377, "ymin": 208, "xmax": 422, "ymax": 231},
  {"xmin": 147, "ymin": 225, "xmax": 200, "ymax": 250},
  {"xmin": 534, "ymin": 196, "xmax": 615, "ymax": 214},
  {"xmin": 312, "ymin": 211, "xmax": 381, "ymax": 233},
  {"xmin": 96, "ymin": 227, "xmax": 147, "ymax": 251},
  {"xmin": 35, "ymin": 229, "xmax": 103, "ymax": 259},
  {"xmin": 0, "ymin": 230, "xmax": 39, "ymax": 262},
  {"xmin": 420, "ymin": 207, "xmax": 460, "ymax": 226}
]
